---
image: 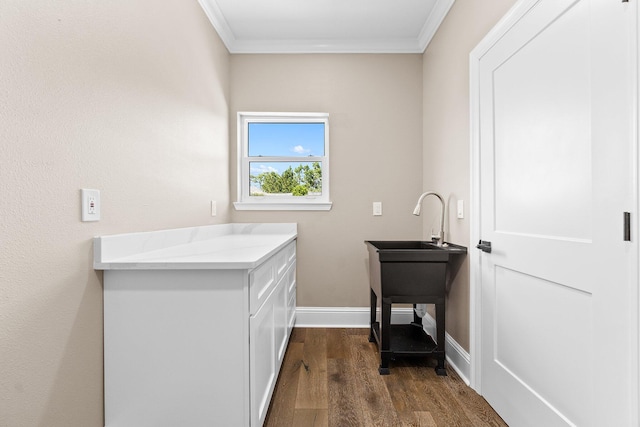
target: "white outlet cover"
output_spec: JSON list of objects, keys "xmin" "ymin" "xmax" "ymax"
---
[{"xmin": 81, "ymin": 189, "xmax": 101, "ymax": 222}]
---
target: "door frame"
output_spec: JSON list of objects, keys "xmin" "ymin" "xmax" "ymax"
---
[{"xmin": 468, "ymin": 0, "xmax": 640, "ymax": 423}]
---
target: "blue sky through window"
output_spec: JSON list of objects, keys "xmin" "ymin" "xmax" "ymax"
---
[{"xmin": 248, "ymin": 123, "xmax": 325, "ymax": 157}]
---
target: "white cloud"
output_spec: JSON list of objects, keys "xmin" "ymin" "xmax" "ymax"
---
[
  {"xmin": 292, "ymin": 145, "xmax": 310, "ymax": 154},
  {"xmin": 250, "ymin": 164, "xmax": 278, "ymax": 174}
]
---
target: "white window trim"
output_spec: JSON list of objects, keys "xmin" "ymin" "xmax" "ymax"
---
[{"xmin": 234, "ymin": 112, "xmax": 332, "ymax": 211}]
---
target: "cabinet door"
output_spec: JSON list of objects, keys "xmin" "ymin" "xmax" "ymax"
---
[
  {"xmin": 274, "ymin": 279, "xmax": 288, "ymax": 366},
  {"xmin": 285, "ymin": 261, "xmax": 297, "ymax": 334},
  {"xmin": 250, "ymin": 288, "xmax": 277, "ymax": 427}
]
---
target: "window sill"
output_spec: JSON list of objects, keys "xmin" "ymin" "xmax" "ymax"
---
[{"xmin": 233, "ymin": 201, "xmax": 333, "ymax": 211}]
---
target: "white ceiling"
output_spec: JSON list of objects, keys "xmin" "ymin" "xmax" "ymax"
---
[{"xmin": 197, "ymin": 0, "xmax": 455, "ymax": 54}]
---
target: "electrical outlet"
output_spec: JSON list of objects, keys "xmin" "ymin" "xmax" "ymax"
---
[{"xmin": 81, "ymin": 189, "xmax": 100, "ymax": 222}]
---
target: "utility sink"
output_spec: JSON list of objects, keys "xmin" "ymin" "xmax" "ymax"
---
[
  {"xmin": 364, "ymin": 240, "xmax": 467, "ymax": 375},
  {"xmin": 365, "ymin": 240, "xmax": 467, "ymax": 296}
]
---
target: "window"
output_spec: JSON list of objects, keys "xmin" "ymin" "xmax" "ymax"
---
[{"xmin": 234, "ymin": 112, "xmax": 332, "ymax": 211}]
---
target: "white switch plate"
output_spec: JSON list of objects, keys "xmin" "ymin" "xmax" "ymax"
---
[
  {"xmin": 373, "ymin": 202, "xmax": 382, "ymax": 216},
  {"xmin": 457, "ymin": 200, "xmax": 464, "ymax": 219},
  {"xmin": 81, "ymin": 189, "xmax": 101, "ymax": 222},
  {"xmin": 211, "ymin": 201, "xmax": 217, "ymax": 216}
]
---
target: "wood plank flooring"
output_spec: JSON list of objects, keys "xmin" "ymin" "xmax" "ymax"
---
[{"xmin": 265, "ymin": 328, "xmax": 507, "ymax": 427}]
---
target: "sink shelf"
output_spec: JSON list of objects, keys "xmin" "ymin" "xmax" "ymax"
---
[
  {"xmin": 370, "ymin": 322, "xmax": 438, "ymax": 355},
  {"xmin": 369, "ymin": 313, "xmax": 445, "ymax": 375}
]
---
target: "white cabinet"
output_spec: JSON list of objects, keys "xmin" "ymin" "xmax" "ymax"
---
[
  {"xmin": 101, "ymin": 231, "xmax": 296, "ymax": 427},
  {"xmin": 249, "ymin": 241, "xmax": 296, "ymax": 427}
]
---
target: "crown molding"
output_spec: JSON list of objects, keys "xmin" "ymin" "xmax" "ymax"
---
[
  {"xmin": 198, "ymin": 0, "xmax": 455, "ymax": 54},
  {"xmin": 418, "ymin": 0, "xmax": 456, "ymax": 52},
  {"xmin": 229, "ymin": 38, "xmax": 424, "ymax": 54},
  {"xmin": 197, "ymin": 0, "xmax": 236, "ymax": 49}
]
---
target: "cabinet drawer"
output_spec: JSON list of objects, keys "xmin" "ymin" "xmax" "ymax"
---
[
  {"xmin": 249, "ymin": 258, "xmax": 276, "ymax": 316},
  {"xmin": 275, "ymin": 241, "xmax": 296, "ymax": 282},
  {"xmin": 250, "ymin": 241, "xmax": 296, "ymax": 317},
  {"xmin": 274, "ymin": 248, "xmax": 288, "ymax": 281},
  {"xmin": 285, "ymin": 241, "xmax": 296, "ymax": 265}
]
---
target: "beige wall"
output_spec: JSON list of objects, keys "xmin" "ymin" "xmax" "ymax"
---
[
  {"xmin": 0, "ymin": 1, "xmax": 230, "ymax": 426},
  {"xmin": 1, "ymin": 0, "xmax": 521, "ymax": 423},
  {"xmin": 421, "ymin": 0, "xmax": 518, "ymax": 350},
  {"xmin": 230, "ymin": 54, "xmax": 424, "ymax": 307}
]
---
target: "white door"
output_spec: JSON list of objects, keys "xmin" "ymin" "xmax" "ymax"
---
[{"xmin": 473, "ymin": 0, "xmax": 638, "ymax": 426}]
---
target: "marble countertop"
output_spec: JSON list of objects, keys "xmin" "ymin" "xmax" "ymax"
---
[{"xmin": 94, "ymin": 223, "xmax": 297, "ymax": 270}]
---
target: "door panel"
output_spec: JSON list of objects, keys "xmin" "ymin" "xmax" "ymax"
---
[
  {"xmin": 493, "ymin": 267, "xmax": 593, "ymax": 425},
  {"xmin": 493, "ymin": 0, "xmax": 592, "ymax": 241},
  {"xmin": 477, "ymin": 0, "xmax": 637, "ymax": 426}
]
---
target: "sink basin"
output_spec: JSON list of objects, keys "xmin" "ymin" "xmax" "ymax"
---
[
  {"xmin": 365, "ymin": 240, "xmax": 465, "ymax": 263},
  {"xmin": 365, "ymin": 240, "xmax": 467, "ymax": 297}
]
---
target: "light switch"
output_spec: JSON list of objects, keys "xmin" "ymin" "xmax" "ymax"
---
[
  {"xmin": 211, "ymin": 201, "xmax": 217, "ymax": 216},
  {"xmin": 457, "ymin": 200, "xmax": 464, "ymax": 219},
  {"xmin": 81, "ymin": 189, "xmax": 101, "ymax": 222},
  {"xmin": 373, "ymin": 202, "xmax": 382, "ymax": 216}
]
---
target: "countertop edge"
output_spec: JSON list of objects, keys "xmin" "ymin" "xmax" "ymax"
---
[{"xmin": 94, "ymin": 234, "xmax": 296, "ymax": 271}]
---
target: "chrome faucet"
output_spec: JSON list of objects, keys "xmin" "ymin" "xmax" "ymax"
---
[{"xmin": 413, "ymin": 191, "xmax": 445, "ymax": 246}]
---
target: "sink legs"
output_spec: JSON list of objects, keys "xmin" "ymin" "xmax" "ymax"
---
[
  {"xmin": 379, "ymin": 296, "xmax": 392, "ymax": 375},
  {"xmin": 435, "ymin": 300, "xmax": 446, "ymax": 376},
  {"xmin": 368, "ymin": 289, "xmax": 376, "ymax": 344}
]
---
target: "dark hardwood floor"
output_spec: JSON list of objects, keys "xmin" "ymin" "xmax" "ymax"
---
[{"xmin": 265, "ymin": 328, "xmax": 507, "ymax": 427}]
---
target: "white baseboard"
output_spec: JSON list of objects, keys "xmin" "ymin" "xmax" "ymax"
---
[
  {"xmin": 420, "ymin": 312, "xmax": 471, "ymax": 385},
  {"xmin": 295, "ymin": 306, "xmax": 471, "ymax": 384}
]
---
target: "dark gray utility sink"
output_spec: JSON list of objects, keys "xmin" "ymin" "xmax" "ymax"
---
[
  {"xmin": 364, "ymin": 240, "xmax": 467, "ymax": 374},
  {"xmin": 365, "ymin": 240, "xmax": 466, "ymax": 297}
]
